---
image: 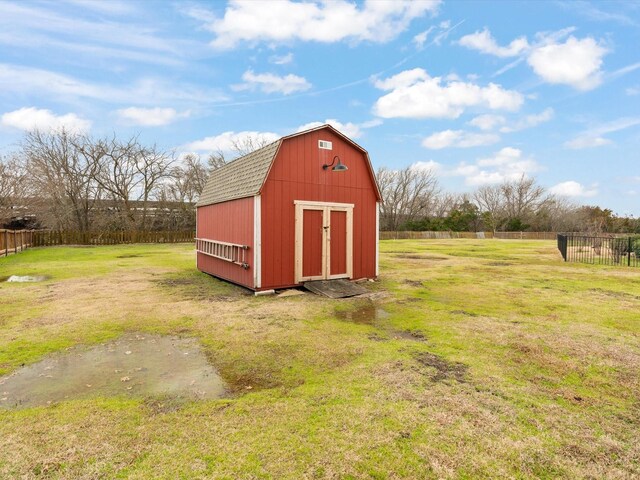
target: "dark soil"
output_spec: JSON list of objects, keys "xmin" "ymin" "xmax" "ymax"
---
[{"xmin": 415, "ymin": 352, "xmax": 468, "ymax": 383}]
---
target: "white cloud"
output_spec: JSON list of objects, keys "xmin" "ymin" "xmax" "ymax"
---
[
  {"xmin": 564, "ymin": 116, "xmax": 640, "ymax": 149},
  {"xmin": 458, "ymin": 28, "xmax": 529, "ymax": 57},
  {"xmin": 198, "ymin": 0, "xmax": 440, "ymax": 49},
  {"xmin": 410, "ymin": 160, "xmax": 442, "ymax": 174},
  {"xmin": 468, "ymin": 114, "xmax": 506, "ymax": 131},
  {"xmin": 413, "ymin": 26, "xmax": 435, "ymax": 49},
  {"xmin": 269, "ymin": 52, "xmax": 294, "ymax": 65},
  {"xmin": 233, "ymin": 69, "xmax": 311, "ymax": 95},
  {"xmin": 527, "ymin": 36, "xmax": 607, "ymax": 90},
  {"xmin": 184, "ymin": 131, "xmax": 280, "ymax": 154},
  {"xmin": 412, "ymin": 20, "xmax": 453, "ymax": 50},
  {"xmin": 116, "ymin": 107, "xmax": 190, "ymax": 127},
  {"xmin": 297, "ymin": 119, "xmax": 362, "ymax": 139},
  {"xmin": 549, "ymin": 181, "xmax": 598, "ymax": 197},
  {"xmin": 564, "ymin": 135, "xmax": 611, "ymax": 149},
  {"xmin": 422, "ymin": 130, "xmax": 500, "ymax": 149},
  {"xmin": 373, "ymin": 68, "xmax": 523, "ymax": 119},
  {"xmin": 458, "ymin": 28, "xmax": 608, "ymax": 91},
  {"xmin": 0, "ymin": 2, "xmax": 194, "ymax": 67},
  {"xmin": 0, "ymin": 107, "xmax": 91, "ymax": 133},
  {"xmin": 452, "ymin": 147, "xmax": 542, "ymax": 186},
  {"xmin": 0, "ymin": 63, "xmax": 227, "ymax": 106},
  {"xmin": 500, "ymin": 108, "xmax": 554, "ymax": 132},
  {"xmin": 626, "ymin": 86, "xmax": 640, "ymax": 96}
]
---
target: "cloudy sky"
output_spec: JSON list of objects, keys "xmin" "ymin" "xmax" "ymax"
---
[{"xmin": 1, "ymin": 0, "xmax": 639, "ymax": 214}]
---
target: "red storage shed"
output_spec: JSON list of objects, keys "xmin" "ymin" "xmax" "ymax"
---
[{"xmin": 196, "ymin": 124, "xmax": 381, "ymax": 292}]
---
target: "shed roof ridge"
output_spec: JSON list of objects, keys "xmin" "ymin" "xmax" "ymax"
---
[{"xmin": 212, "ymin": 138, "xmax": 282, "ymax": 174}]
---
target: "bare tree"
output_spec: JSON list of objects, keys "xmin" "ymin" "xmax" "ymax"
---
[
  {"xmin": 206, "ymin": 134, "xmax": 274, "ymax": 172},
  {"xmin": 22, "ymin": 129, "xmax": 101, "ymax": 231},
  {"xmin": 230, "ymin": 135, "xmax": 273, "ymax": 157},
  {"xmin": 473, "ymin": 176, "xmax": 548, "ymax": 231},
  {"xmin": 0, "ymin": 154, "xmax": 28, "ymax": 226},
  {"xmin": 500, "ymin": 175, "xmax": 547, "ymax": 224},
  {"xmin": 377, "ymin": 166, "xmax": 440, "ymax": 230},
  {"xmin": 81, "ymin": 135, "xmax": 174, "ymax": 231},
  {"xmin": 473, "ymin": 184, "xmax": 505, "ymax": 232},
  {"xmin": 207, "ymin": 150, "xmax": 227, "ymax": 171}
]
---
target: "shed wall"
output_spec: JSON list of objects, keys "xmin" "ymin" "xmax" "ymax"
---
[
  {"xmin": 260, "ymin": 129, "xmax": 378, "ymax": 289},
  {"xmin": 196, "ymin": 197, "xmax": 254, "ymax": 288}
]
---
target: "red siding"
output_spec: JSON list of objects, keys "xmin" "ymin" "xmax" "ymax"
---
[
  {"xmin": 261, "ymin": 129, "xmax": 378, "ymax": 289},
  {"xmin": 302, "ymin": 209, "xmax": 323, "ymax": 278},
  {"xmin": 196, "ymin": 197, "xmax": 254, "ymax": 288},
  {"xmin": 330, "ymin": 210, "xmax": 347, "ymax": 276}
]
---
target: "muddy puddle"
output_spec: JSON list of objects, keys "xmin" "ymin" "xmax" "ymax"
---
[
  {"xmin": 3, "ymin": 275, "xmax": 48, "ymax": 283},
  {"xmin": 0, "ymin": 334, "xmax": 226, "ymax": 409},
  {"xmin": 335, "ymin": 304, "xmax": 426, "ymax": 342},
  {"xmin": 335, "ymin": 304, "xmax": 390, "ymax": 324}
]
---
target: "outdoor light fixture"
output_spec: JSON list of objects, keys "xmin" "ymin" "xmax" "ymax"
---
[{"xmin": 323, "ymin": 155, "xmax": 348, "ymax": 172}]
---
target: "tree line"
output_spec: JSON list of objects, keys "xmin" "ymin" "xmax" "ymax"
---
[
  {"xmin": 1, "ymin": 130, "xmax": 638, "ymax": 234},
  {"xmin": 1, "ymin": 130, "xmax": 211, "ymax": 231},
  {"xmin": 377, "ymin": 166, "xmax": 639, "ymax": 233}
]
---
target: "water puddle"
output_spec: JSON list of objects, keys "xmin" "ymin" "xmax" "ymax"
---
[
  {"xmin": 335, "ymin": 305, "xmax": 426, "ymax": 342},
  {"xmin": 0, "ymin": 334, "xmax": 226, "ymax": 409},
  {"xmin": 4, "ymin": 275, "xmax": 48, "ymax": 283},
  {"xmin": 335, "ymin": 304, "xmax": 390, "ymax": 324}
]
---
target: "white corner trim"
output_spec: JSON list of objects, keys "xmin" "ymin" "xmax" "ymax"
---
[
  {"xmin": 375, "ymin": 201, "xmax": 380, "ymax": 277},
  {"xmin": 254, "ymin": 195, "xmax": 262, "ymax": 289}
]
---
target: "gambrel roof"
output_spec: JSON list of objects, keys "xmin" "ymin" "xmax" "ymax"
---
[
  {"xmin": 197, "ymin": 124, "xmax": 380, "ymax": 207},
  {"xmin": 197, "ymin": 140, "xmax": 280, "ymax": 207}
]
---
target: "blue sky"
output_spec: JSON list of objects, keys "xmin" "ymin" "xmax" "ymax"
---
[{"xmin": 1, "ymin": 0, "xmax": 639, "ymax": 214}]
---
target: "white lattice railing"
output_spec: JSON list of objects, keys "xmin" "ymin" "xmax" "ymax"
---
[{"xmin": 195, "ymin": 238, "xmax": 250, "ymax": 269}]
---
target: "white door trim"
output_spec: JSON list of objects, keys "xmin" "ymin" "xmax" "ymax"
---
[
  {"xmin": 294, "ymin": 201, "xmax": 353, "ymax": 283},
  {"xmin": 294, "ymin": 200, "xmax": 354, "ymax": 208},
  {"xmin": 253, "ymin": 195, "xmax": 262, "ymax": 288}
]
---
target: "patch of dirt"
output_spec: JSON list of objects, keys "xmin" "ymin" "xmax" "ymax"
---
[
  {"xmin": 415, "ymin": 352, "xmax": 468, "ymax": 383},
  {"xmin": 392, "ymin": 330, "xmax": 427, "ymax": 342},
  {"xmin": 399, "ymin": 297, "xmax": 422, "ymax": 303},
  {"xmin": 395, "ymin": 254, "xmax": 448, "ymax": 261},
  {"xmin": 334, "ymin": 305, "xmax": 390, "ymax": 324},
  {"xmin": 451, "ymin": 310, "xmax": 478, "ymax": 317},
  {"xmin": 403, "ymin": 280, "xmax": 423, "ymax": 287},
  {"xmin": 116, "ymin": 254, "xmax": 144, "ymax": 258},
  {"xmin": 486, "ymin": 262, "xmax": 514, "ymax": 266},
  {"xmin": 367, "ymin": 333, "xmax": 388, "ymax": 342},
  {"xmin": 589, "ymin": 288, "xmax": 640, "ymax": 301},
  {"xmin": 156, "ymin": 276, "xmax": 249, "ymax": 302}
]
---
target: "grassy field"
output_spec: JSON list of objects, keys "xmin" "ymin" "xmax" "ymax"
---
[{"xmin": 0, "ymin": 240, "xmax": 639, "ymax": 479}]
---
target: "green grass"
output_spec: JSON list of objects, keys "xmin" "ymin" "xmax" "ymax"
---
[{"xmin": 1, "ymin": 240, "xmax": 639, "ymax": 479}]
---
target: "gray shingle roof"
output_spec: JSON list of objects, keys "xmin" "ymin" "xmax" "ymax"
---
[{"xmin": 196, "ymin": 140, "xmax": 281, "ymax": 207}]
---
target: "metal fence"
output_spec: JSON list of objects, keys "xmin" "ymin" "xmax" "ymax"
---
[{"xmin": 557, "ymin": 234, "xmax": 640, "ymax": 267}]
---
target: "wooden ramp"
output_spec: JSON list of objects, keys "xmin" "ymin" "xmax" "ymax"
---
[{"xmin": 303, "ymin": 279, "xmax": 369, "ymax": 298}]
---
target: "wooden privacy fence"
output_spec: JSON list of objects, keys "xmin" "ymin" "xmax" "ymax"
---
[
  {"xmin": 1, "ymin": 229, "xmax": 36, "ymax": 256},
  {"xmin": 30, "ymin": 230, "xmax": 195, "ymax": 247},
  {"xmin": 380, "ymin": 231, "xmax": 558, "ymax": 240}
]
